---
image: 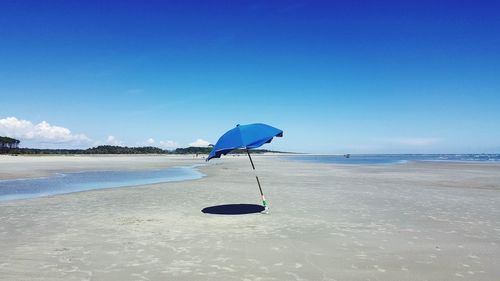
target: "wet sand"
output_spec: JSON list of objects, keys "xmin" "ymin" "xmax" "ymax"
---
[
  {"xmin": 0, "ymin": 155, "xmax": 203, "ymax": 180},
  {"xmin": 1, "ymin": 155, "xmax": 499, "ymax": 280}
]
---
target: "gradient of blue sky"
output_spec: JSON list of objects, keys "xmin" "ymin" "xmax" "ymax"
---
[{"xmin": 1, "ymin": 0, "xmax": 499, "ymax": 153}]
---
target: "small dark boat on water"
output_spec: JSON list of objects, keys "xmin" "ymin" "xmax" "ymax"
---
[{"xmin": 344, "ymin": 154, "xmax": 350, "ymax": 158}]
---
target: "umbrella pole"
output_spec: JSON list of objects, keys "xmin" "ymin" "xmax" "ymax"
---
[{"xmin": 246, "ymin": 149, "xmax": 268, "ymax": 209}]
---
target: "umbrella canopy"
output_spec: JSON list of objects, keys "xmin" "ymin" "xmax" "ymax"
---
[{"xmin": 207, "ymin": 123, "xmax": 283, "ymax": 161}]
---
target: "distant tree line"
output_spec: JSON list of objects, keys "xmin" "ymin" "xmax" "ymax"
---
[
  {"xmin": 2, "ymin": 145, "xmax": 166, "ymax": 155},
  {"xmin": 172, "ymin": 146, "xmax": 213, "ymax": 154},
  {"xmin": 0, "ymin": 140, "xmax": 284, "ymax": 155},
  {"xmin": 0, "ymin": 136, "xmax": 20, "ymax": 151},
  {"xmin": 85, "ymin": 145, "xmax": 165, "ymax": 154}
]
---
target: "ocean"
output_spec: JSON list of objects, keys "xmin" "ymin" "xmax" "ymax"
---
[{"xmin": 286, "ymin": 154, "xmax": 500, "ymax": 165}]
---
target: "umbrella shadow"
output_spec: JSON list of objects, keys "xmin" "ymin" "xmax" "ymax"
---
[{"xmin": 201, "ymin": 204, "xmax": 265, "ymax": 215}]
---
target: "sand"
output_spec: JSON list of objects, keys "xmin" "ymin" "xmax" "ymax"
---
[{"xmin": 0, "ymin": 155, "xmax": 499, "ymax": 280}]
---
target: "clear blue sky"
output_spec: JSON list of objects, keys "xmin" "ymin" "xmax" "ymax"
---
[{"xmin": 1, "ymin": 0, "xmax": 499, "ymax": 153}]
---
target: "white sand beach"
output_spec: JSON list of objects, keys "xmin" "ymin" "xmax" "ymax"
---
[{"xmin": 1, "ymin": 155, "xmax": 499, "ymax": 280}]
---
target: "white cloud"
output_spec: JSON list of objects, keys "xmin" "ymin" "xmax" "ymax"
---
[
  {"xmin": 106, "ymin": 135, "xmax": 124, "ymax": 146},
  {"xmin": 0, "ymin": 116, "xmax": 90, "ymax": 147},
  {"xmin": 189, "ymin": 138, "xmax": 211, "ymax": 147},
  {"xmin": 146, "ymin": 138, "xmax": 155, "ymax": 145},
  {"xmin": 382, "ymin": 137, "xmax": 442, "ymax": 146},
  {"xmin": 159, "ymin": 140, "xmax": 179, "ymax": 149}
]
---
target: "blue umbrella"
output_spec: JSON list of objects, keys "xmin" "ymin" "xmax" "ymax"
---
[{"xmin": 207, "ymin": 123, "xmax": 283, "ymax": 210}]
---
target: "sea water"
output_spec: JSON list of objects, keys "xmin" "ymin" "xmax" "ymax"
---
[
  {"xmin": 0, "ymin": 166, "xmax": 204, "ymax": 202},
  {"xmin": 287, "ymin": 154, "xmax": 500, "ymax": 165}
]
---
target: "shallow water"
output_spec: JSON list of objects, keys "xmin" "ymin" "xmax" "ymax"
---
[{"xmin": 0, "ymin": 166, "xmax": 204, "ymax": 201}]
